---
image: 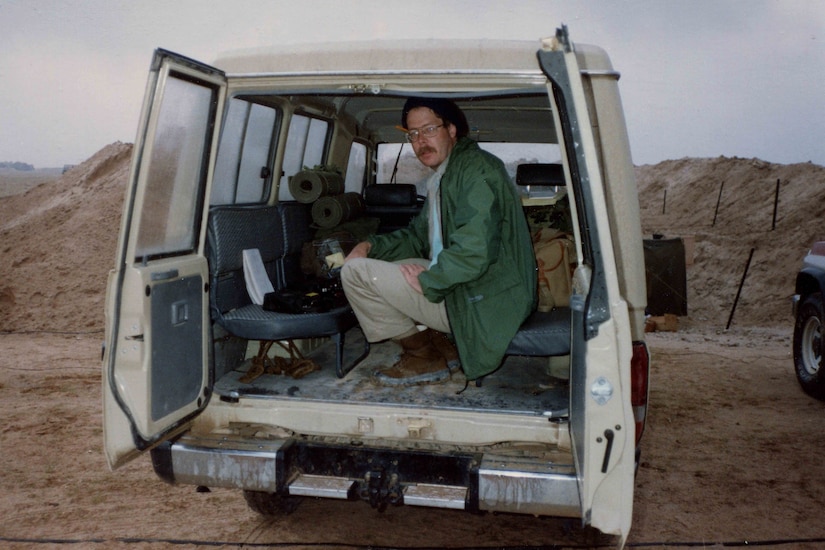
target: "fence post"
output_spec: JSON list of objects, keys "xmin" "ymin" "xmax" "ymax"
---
[
  {"xmin": 712, "ymin": 180, "xmax": 724, "ymax": 227},
  {"xmin": 771, "ymin": 178, "xmax": 781, "ymax": 231},
  {"xmin": 726, "ymin": 247, "xmax": 755, "ymax": 330}
]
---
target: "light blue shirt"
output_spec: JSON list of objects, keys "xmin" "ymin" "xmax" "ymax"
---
[{"xmin": 427, "ymin": 158, "xmax": 449, "ymax": 268}]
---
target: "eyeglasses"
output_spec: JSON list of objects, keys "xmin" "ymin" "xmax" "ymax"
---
[{"xmin": 405, "ymin": 123, "xmax": 444, "ymax": 143}]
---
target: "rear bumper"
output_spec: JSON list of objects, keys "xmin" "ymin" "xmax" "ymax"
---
[{"xmin": 151, "ymin": 432, "xmax": 580, "ymax": 517}]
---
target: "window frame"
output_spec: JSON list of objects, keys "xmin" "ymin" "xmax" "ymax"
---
[{"xmin": 210, "ymin": 97, "xmax": 281, "ymax": 206}]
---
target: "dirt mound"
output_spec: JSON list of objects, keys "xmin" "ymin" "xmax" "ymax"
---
[
  {"xmin": 0, "ymin": 142, "xmax": 131, "ymax": 332},
  {"xmin": 637, "ymin": 156, "xmax": 825, "ymax": 328},
  {"xmin": 1, "ymin": 144, "xmax": 823, "ymax": 333}
]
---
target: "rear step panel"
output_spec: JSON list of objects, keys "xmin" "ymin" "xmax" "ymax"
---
[{"xmin": 152, "ymin": 433, "xmax": 580, "ymax": 517}]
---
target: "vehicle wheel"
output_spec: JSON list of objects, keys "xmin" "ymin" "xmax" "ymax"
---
[
  {"xmin": 243, "ymin": 490, "xmax": 301, "ymax": 516},
  {"xmin": 793, "ymin": 292, "xmax": 825, "ymax": 400}
]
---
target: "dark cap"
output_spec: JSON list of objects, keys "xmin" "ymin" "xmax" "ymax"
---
[{"xmin": 402, "ymin": 97, "xmax": 469, "ymax": 138}]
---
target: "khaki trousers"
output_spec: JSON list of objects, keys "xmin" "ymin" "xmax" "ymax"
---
[{"xmin": 341, "ymin": 257, "xmax": 451, "ymax": 342}]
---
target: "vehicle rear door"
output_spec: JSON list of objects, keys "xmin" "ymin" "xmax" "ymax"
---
[
  {"xmin": 538, "ymin": 29, "xmax": 636, "ymax": 541},
  {"xmin": 103, "ymin": 49, "xmax": 226, "ymax": 469}
]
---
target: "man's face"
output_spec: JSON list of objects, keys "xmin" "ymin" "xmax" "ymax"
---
[{"xmin": 406, "ymin": 107, "xmax": 457, "ymax": 169}]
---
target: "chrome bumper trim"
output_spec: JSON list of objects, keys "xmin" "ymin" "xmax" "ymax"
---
[{"xmin": 166, "ymin": 435, "xmax": 580, "ymax": 517}]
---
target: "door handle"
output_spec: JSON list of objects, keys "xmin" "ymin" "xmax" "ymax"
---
[
  {"xmin": 600, "ymin": 429, "xmax": 614, "ymax": 473},
  {"xmin": 151, "ymin": 269, "xmax": 179, "ymax": 281}
]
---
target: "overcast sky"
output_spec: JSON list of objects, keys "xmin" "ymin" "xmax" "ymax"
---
[{"xmin": 1, "ymin": 0, "xmax": 823, "ymax": 168}]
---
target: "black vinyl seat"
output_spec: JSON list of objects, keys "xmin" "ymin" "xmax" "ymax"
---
[
  {"xmin": 505, "ymin": 308, "xmax": 572, "ymax": 357},
  {"xmin": 363, "ymin": 183, "xmax": 422, "ymax": 233},
  {"xmin": 207, "ymin": 204, "xmax": 369, "ymax": 378},
  {"xmin": 508, "ymin": 163, "xmax": 572, "ymax": 359}
]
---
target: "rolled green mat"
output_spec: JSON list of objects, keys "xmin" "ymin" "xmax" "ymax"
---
[
  {"xmin": 289, "ymin": 170, "xmax": 345, "ymax": 203},
  {"xmin": 311, "ymin": 192, "xmax": 365, "ymax": 228}
]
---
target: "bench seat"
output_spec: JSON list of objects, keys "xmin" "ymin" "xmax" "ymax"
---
[
  {"xmin": 506, "ymin": 307, "xmax": 572, "ymax": 357},
  {"xmin": 207, "ymin": 203, "xmax": 369, "ymax": 378},
  {"xmin": 220, "ymin": 304, "xmax": 357, "ymax": 343}
]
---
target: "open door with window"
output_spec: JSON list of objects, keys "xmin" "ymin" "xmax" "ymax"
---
[
  {"xmin": 538, "ymin": 28, "xmax": 635, "ymax": 542},
  {"xmin": 103, "ymin": 49, "xmax": 226, "ymax": 469}
]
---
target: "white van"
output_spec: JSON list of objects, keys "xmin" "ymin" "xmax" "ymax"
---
[{"xmin": 103, "ymin": 26, "xmax": 650, "ymax": 545}]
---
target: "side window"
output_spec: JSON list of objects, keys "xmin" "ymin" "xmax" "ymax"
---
[
  {"xmin": 135, "ymin": 73, "xmax": 217, "ymax": 260},
  {"xmin": 278, "ymin": 114, "xmax": 330, "ymax": 201},
  {"xmin": 211, "ymin": 98, "xmax": 279, "ymax": 205},
  {"xmin": 376, "ymin": 143, "xmax": 430, "ymax": 196},
  {"xmin": 344, "ymin": 140, "xmax": 368, "ymax": 193}
]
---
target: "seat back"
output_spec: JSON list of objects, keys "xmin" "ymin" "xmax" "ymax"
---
[
  {"xmin": 364, "ymin": 183, "xmax": 421, "ymax": 233},
  {"xmin": 206, "ymin": 205, "xmax": 284, "ymax": 317},
  {"xmin": 515, "ymin": 163, "xmax": 565, "ymax": 186},
  {"xmin": 277, "ymin": 201, "xmax": 313, "ymax": 287}
]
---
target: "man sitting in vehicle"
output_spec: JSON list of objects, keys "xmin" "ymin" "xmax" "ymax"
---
[{"xmin": 341, "ymin": 97, "xmax": 536, "ymax": 385}]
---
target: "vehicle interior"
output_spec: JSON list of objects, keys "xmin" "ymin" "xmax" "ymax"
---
[{"xmin": 207, "ymin": 84, "xmax": 577, "ymax": 418}]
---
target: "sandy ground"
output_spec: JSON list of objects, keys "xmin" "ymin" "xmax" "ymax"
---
[
  {"xmin": 2, "ymin": 148, "xmax": 825, "ymax": 548},
  {"xmin": 2, "ymin": 328, "xmax": 823, "ymax": 549}
]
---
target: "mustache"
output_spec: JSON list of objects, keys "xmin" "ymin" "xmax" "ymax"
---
[{"xmin": 416, "ymin": 146, "xmax": 436, "ymax": 156}]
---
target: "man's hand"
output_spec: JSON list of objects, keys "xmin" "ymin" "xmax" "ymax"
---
[
  {"xmin": 345, "ymin": 241, "xmax": 371, "ymax": 262},
  {"xmin": 399, "ymin": 263, "xmax": 426, "ymax": 294}
]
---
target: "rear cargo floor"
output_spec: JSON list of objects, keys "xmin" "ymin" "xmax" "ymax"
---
[{"xmin": 214, "ymin": 329, "xmax": 569, "ymax": 417}]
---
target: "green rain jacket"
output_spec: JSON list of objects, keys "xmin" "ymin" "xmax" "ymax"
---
[{"xmin": 367, "ymin": 137, "xmax": 537, "ymax": 380}]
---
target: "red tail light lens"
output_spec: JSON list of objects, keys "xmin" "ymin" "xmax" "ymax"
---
[{"xmin": 630, "ymin": 341, "xmax": 650, "ymax": 445}]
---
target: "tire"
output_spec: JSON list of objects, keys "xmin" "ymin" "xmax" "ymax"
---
[
  {"xmin": 243, "ymin": 490, "xmax": 302, "ymax": 516},
  {"xmin": 793, "ymin": 292, "xmax": 825, "ymax": 400}
]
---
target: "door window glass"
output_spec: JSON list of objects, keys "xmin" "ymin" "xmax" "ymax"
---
[
  {"xmin": 211, "ymin": 99, "xmax": 279, "ymax": 205},
  {"xmin": 344, "ymin": 140, "xmax": 368, "ymax": 193},
  {"xmin": 135, "ymin": 73, "xmax": 216, "ymax": 260},
  {"xmin": 278, "ymin": 114, "xmax": 330, "ymax": 201}
]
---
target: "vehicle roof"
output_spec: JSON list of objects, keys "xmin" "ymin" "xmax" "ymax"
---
[
  {"xmin": 213, "ymin": 38, "xmax": 611, "ymax": 75},
  {"xmin": 210, "ymin": 38, "xmax": 613, "ymax": 145}
]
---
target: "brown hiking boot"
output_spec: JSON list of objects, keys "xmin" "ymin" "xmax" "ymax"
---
[
  {"xmin": 429, "ymin": 330, "xmax": 461, "ymax": 373},
  {"xmin": 374, "ymin": 330, "xmax": 449, "ymax": 386}
]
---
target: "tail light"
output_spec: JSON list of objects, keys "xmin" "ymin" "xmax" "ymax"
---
[{"xmin": 630, "ymin": 341, "xmax": 650, "ymax": 445}]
